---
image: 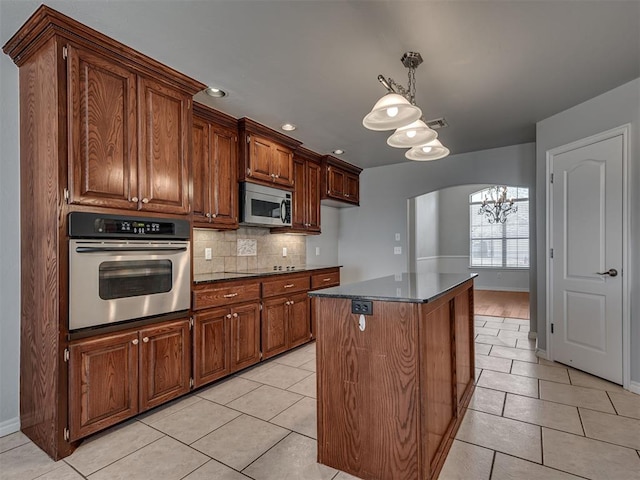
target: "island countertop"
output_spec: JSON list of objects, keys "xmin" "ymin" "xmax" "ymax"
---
[{"xmin": 307, "ymin": 272, "xmax": 477, "ymax": 303}]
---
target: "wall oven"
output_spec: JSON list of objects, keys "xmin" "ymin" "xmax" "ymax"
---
[
  {"xmin": 68, "ymin": 212, "xmax": 190, "ymax": 331},
  {"xmin": 239, "ymin": 182, "xmax": 292, "ymax": 227}
]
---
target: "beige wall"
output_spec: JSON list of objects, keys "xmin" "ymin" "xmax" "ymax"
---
[{"xmin": 193, "ymin": 227, "xmax": 306, "ymax": 275}]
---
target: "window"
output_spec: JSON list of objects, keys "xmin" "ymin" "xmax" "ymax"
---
[{"xmin": 470, "ymin": 186, "xmax": 529, "ymax": 268}]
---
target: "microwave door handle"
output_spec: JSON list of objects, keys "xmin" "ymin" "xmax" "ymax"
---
[
  {"xmin": 75, "ymin": 246, "xmax": 188, "ymax": 254},
  {"xmin": 281, "ymin": 200, "xmax": 287, "ymax": 223}
]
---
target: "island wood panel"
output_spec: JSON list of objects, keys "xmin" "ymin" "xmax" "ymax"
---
[
  {"xmin": 455, "ymin": 289, "xmax": 474, "ymax": 406},
  {"xmin": 421, "ymin": 301, "xmax": 455, "ymax": 476},
  {"xmin": 317, "ymin": 299, "xmax": 420, "ymax": 480}
]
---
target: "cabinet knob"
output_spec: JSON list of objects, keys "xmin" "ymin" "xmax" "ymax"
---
[
  {"xmin": 142, "ymin": 337, "xmax": 149, "ymax": 343},
  {"xmin": 232, "ymin": 313, "xmax": 239, "ymax": 318},
  {"xmin": 275, "ymin": 174, "xmax": 279, "ymax": 178},
  {"xmin": 212, "ymin": 213, "xmax": 217, "ymax": 218},
  {"xmin": 132, "ymin": 339, "xmax": 139, "ymax": 345},
  {"xmin": 285, "ymin": 301, "xmax": 290, "ymax": 306},
  {"xmin": 271, "ymin": 173, "xmax": 275, "ymax": 178},
  {"xmin": 142, "ymin": 197, "xmax": 149, "ymax": 204},
  {"xmin": 226, "ymin": 314, "xmax": 232, "ymax": 319},
  {"xmin": 290, "ymin": 300, "xmax": 294, "ymax": 305},
  {"xmin": 345, "ymin": 194, "xmax": 350, "ymax": 198},
  {"xmin": 205, "ymin": 213, "xmax": 211, "ymax": 218},
  {"xmin": 131, "ymin": 196, "xmax": 139, "ymax": 203}
]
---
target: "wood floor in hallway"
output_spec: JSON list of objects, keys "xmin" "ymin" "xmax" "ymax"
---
[{"xmin": 474, "ymin": 290, "xmax": 529, "ymax": 319}]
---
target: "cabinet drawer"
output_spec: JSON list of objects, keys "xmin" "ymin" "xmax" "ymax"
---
[
  {"xmin": 193, "ymin": 281, "xmax": 261, "ymax": 310},
  {"xmin": 262, "ymin": 274, "xmax": 310, "ymax": 298},
  {"xmin": 311, "ymin": 270, "xmax": 340, "ymax": 290}
]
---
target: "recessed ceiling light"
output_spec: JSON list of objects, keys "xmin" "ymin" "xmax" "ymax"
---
[
  {"xmin": 281, "ymin": 123, "xmax": 296, "ymax": 131},
  {"xmin": 204, "ymin": 86, "xmax": 227, "ymax": 98},
  {"xmin": 332, "ymin": 149, "xmax": 345, "ymax": 155}
]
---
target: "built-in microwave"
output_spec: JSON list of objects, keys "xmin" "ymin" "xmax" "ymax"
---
[{"xmin": 239, "ymin": 182, "xmax": 292, "ymax": 227}]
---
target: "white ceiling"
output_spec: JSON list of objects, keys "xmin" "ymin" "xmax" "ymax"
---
[{"xmin": 2, "ymin": 1, "xmax": 639, "ymax": 169}]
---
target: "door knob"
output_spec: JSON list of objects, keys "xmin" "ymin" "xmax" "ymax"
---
[{"xmin": 596, "ymin": 268, "xmax": 618, "ymax": 277}]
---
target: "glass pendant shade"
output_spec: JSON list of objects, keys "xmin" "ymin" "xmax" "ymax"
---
[
  {"xmin": 387, "ymin": 119, "xmax": 438, "ymax": 148},
  {"xmin": 405, "ymin": 139, "xmax": 450, "ymax": 161},
  {"xmin": 362, "ymin": 93, "xmax": 422, "ymax": 131}
]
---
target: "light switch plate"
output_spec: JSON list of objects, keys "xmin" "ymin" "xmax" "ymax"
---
[
  {"xmin": 395, "ymin": 233, "xmax": 401, "ymax": 241},
  {"xmin": 315, "ymin": 246, "xmax": 320, "ymax": 256},
  {"xmin": 282, "ymin": 247, "xmax": 287, "ymax": 257},
  {"xmin": 394, "ymin": 246, "xmax": 402, "ymax": 255}
]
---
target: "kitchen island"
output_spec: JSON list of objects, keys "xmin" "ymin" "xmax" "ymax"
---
[{"xmin": 309, "ymin": 273, "xmax": 477, "ymax": 480}]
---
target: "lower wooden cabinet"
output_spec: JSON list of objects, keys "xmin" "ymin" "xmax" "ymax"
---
[
  {"xmin": 68, "ymin": 318, "xmax": 190, "ymax": 441},
  {"xmin": 193, "ymin": 301, "xmax": 261, "ymax": 388},
  {"xmin": 262, "ymin": 292, "xmax": 310, "ymax": 360}
]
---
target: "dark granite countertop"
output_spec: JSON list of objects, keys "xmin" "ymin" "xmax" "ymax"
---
[
  {"xmin": 193, "ymin": 265, "xmax": 341, "ymax": 284},
  {"xmin": 307, "ymin": 272, "xmax": 477, "ymax": 303}
]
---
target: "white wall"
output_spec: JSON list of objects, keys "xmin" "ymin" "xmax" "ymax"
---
[
  {"xmin": 415, "ymin": 191, "xmax": 439, "ymax": 259},
  {"xmin": 338, "ymin": 143, "xmax": 537, "ymax": 288},
  {"xmin": 306, "ymin": 206, "xmax": 340, "ymax": 266},
  {"xmin": 535, "ymin": 78, "xmax": 639, "ymax": 385},
  {"xmin": 0, "ymin": 17, "xmax": 21, "ymax": 435}
]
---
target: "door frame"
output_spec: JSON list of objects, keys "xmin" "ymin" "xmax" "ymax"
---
[{"xmin": 545, "ymin": 124, "xmax": 630, "ymax": 389}]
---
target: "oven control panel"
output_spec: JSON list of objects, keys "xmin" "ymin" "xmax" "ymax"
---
[{"xmin": 68, "ymin": 212, "xmax": 190, "ymax": 240}]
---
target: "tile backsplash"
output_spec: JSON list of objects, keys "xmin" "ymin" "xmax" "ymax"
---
[{"xmin": 193, "ymin": 227, "xmax": 306, "ymax": 275}]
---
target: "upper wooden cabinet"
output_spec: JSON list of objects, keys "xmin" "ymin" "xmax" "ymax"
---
[
  {"xmin": 272, "ymin": 147, "xmax": 322, "ymax": 235},
  {"xmin": 238, "ymin": 118, "xmax": 302, "ymax": 189},
  {"xmin": 321, "ymin": 155, "xmax": 363, "ymax": 206},
  {"xmin": 192, "ymin": 103, "xmax": 239, "ymax": 228},
  {"xmin": 66, "ymin": 43, "xmax": 192, "ymax": 215}
]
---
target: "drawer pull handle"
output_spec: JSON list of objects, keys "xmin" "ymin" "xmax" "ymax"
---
[
  {"xmin": 224, "ymin": 293, "xmax": 239, "ymax": 298},
  {"xmin": 323, "ymin": 278, "xmax": 332, "ymax": 282},
  {"xmin": 284, "ymin": 284, "xmax": 294, "ymax": 288}
]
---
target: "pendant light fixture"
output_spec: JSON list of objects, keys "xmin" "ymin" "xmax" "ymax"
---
[
  {"xmin": 405, "ymin": 139, "xmax": 450, "ymax": 161},
  {"xmin": 363, "ymin": 52, "xmax": 449, "ymax": 160}
]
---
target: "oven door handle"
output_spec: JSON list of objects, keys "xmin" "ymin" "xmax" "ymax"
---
[{"xmin": 75, "ymin": 246, "xmax": 188, "ymax": 254}]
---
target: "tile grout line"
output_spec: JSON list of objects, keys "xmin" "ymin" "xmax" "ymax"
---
[
  {"xmin": 494, "ymin": 451, "xmax": 592, "ymax": 480},
  {"xmin": 487, "ymin": 449, "xmax": 496, "ymax": 480}
]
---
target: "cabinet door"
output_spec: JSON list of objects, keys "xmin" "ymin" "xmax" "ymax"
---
[
  {"xmin": 291, "ymin": 158, "xmax": 306, "ymax": 229},
  {"xmin": 273, "ymin": 144, "xmax": 294, "ymax": 187},
  {"xmin": 67, "ymin": 44, "xmax": 137, "ymax": 210},
  {"xmin": 139, "ymin": 319, "xmax": 191, "ymax": 411},
  {"xmin": 306, "ymin": 161, "xmax": 321, "ymax": 232},
  {"xmin": 327, "ymin": 166, "xmax": 346, "ymax": 198},
  {"xmin": 69, "ymin": 331, "xmax": 139, "ymax": 441},
  {"xmin": 262, "ymin": 297, "xmax": 288, "ymax": 359},
  {"xmin": 288, "ymin": 292, "xmax": 311, "ymax": 349},
  {"xmin": 345, "ymin": 172, "xmax": 360, "ymax": 204},
  {"xmin": 211, "ymin": 126, "xmax": 238, "ymax": 226},
  {"xmin": 138, "ymin": 76, "xmax": 190, "ymax": 214},
  {"xmin": 194, "ymin": 308, "xmax": 231, "ymax": 388},
  {"xmin": 230, "ymin": 303, "xmax": 261, "ymax": 371},
  {"xmin": 192, "ymin": 116, "xmax": 211, "ymax": 223},
  {"xmin": 247, "ymin": 135, "xmax": 274, "ymax": 183}
]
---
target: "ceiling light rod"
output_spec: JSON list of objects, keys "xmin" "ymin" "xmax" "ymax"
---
[{"xmin": 376, "ymin": 52, "xmax": 423, "ymax": 105}]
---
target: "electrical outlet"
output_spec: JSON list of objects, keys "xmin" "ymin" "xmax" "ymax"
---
[
  {"xmin": 204, "ymin": 248, "xmax": 212, "ymax": 260},
  {"xmin": 395, "ymin": 233, "xmax": 401, "ymax": 241},
  {"xmin": 282, "ymin": 247, "xmax": 287, "ymax": 257},
  {"xmin": 394, "ymin": 246, "xmax": 402, "ymax": 255},
  {"xmin": 315, "ymin": 246, "xmax": 320, "ymax": 256},
  {"xmin": 352, "ymin": 300, "xmax": 373, "ymax": 315}
]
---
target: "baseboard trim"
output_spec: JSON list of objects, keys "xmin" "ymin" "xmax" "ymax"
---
[
  {"xmin": 0, "ymin": 417, "xmax": 20, "ymax": 437},
  {"xmin": 535, "ymin": 348, "xmax": 548, "ymax": 360},
  {"xmin": 629, "ymin": 381, "xmax": 640, "ymax": 395}
]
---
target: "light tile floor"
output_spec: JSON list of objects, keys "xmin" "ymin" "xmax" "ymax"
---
[{"xmin": 2, "ymin": 316, "xmax": 640, "ymax": 480}]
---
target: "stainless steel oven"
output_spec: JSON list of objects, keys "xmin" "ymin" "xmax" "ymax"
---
[{"xmin": 68, "ymin": 213, "xmax": 190, "ymax": 331}]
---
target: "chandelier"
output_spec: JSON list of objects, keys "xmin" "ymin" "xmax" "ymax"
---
[
  {"xmin": 362, "ymin": 52, "xmax": 449, "ymax": 161},
  {"xmin": 479, "ymin": 186, "xmax": 517, "ymax": 224}
]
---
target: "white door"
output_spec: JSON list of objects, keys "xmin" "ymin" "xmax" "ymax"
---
[{"xmin": 550, "ymin": 133, "xmax": 624, "ymax": 384}]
